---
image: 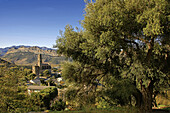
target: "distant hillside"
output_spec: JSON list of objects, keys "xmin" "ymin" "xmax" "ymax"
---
[
  {"xmin": 0, "ymin": 45, "xmax": 53, "ymax": 56},
  {"xmin": 1, "ymin": 46, "xmax": 66, "ymax": 65},
  {"xmin": 0, "ymin": 58, "xmax": 14, "ymax": 66}
]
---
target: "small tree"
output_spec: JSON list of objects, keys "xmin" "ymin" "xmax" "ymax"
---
[
  {"xmin": 43, "ymin": 70, "xmax": 50, "ymax": 76},
  {"xmin": 28, "ymin": 73, "xmax": 36, "ymax": 80},
  {"xmin": 28, "ymin": 87, "xmax": 58, "ymax": 110},
  {"xmin": 51, "ymin": 99, "xmax": 66, "ymax": 111}
]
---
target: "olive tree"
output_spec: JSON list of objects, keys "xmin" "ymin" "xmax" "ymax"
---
[{"xmin": 55, "ymin": 0, "xmax": 169, "ymax": 112}]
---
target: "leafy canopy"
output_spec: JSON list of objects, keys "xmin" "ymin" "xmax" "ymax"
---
[{"xmin": 55, "ymin": 0, "xmax": 169, "ymax": 110}]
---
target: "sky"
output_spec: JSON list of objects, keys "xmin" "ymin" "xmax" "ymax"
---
[{"xmin": 0, "ymin": 0, "xmax": 86, "ymax": 48}]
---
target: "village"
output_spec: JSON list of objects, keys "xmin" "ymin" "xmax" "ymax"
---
[{"xmin": 27, "ymin": 54, "xmax": 66, "ymax": 98}]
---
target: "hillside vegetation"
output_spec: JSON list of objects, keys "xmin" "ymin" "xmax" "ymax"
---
[
  {"xmin": 1, "ymin": 46, "xmax": 66, "ymax": 65},
  {"xmin": 0, "ymin": 58, "xmax": 14, "ymax": 66}
]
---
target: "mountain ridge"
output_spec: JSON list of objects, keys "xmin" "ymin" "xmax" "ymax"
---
[
  {"xmin": 0, "ymin": 45, "xmax": 55, "ymax": 56},
  {"xmin": 0, "ymin": 45, "xmax": 65, "ymax": 65},
  {"xmin": 6, "ymin": 46, "xmax": 58, "ymax": 57}
]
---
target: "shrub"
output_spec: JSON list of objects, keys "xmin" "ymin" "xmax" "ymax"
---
[{"xmin": 51, "ymin": 99, "xmax": 66, "ymax": 111}]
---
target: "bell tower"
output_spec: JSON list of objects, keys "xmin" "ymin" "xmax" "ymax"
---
[{"xmin": 38, "ymin": 54, "xmax": 42, "ymax": 69}]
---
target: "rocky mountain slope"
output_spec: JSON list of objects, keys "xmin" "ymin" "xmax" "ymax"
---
[
  {"xmin": 0, "ymin": 46, "xmax": 66, "ymax": 65},
  {"xmin": 6, "ymin": 46, "xmax": 58, "ymax": 56},
  {"xmin": 0, "ymin": 45, "xmax": 31, "ymax": 56}
]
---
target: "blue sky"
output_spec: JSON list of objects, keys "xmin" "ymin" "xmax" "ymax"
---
[{"xmin": 0, "ymin": 0, "xmax": 86, "ymax": 48}]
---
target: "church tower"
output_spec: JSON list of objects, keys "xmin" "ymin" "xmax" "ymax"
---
[{"xmin": 38, "ymin": 54, "xmax": 42, "ymax": 69}]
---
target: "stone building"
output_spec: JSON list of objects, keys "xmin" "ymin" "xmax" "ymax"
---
[
  {"xmin": 27, "ymin": 86, "xmax": 55, "ymax": 95},
  {"xmin": 32, "ymin": 54, "xmax": 51, "ymax": 75}
]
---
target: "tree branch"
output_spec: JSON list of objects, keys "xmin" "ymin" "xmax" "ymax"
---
[
  {"xmin": 123, "ymin": 39, "xmax": 140, "ymax": 50},
  {"xmin": 146, "ymin": 37, "xmax": 155, "ymax": 62}
]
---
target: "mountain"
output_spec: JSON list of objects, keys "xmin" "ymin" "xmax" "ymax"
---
[
  {"xmin": 0, "ymin": 47, "xmax": 12, "ymax": 56},
  {"xmin": 0, "ymin": 45, "xmax": 53, "ymax": 56},
  {"xmin": 0, "ymin": 46, "xmax": 66, "ymax": 65},
  {"xmin": 0, "ymin": 58, "xmax": 14, "ymax": 66}
]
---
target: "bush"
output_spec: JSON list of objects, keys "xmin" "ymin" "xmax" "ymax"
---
[
  {"xmin": 28, "ymin": 73, "xmax": 36, "ymax": 80},
  {"xmin": 40, "ymin": 87, "xmax": 58, "ymax": 109},
  {"xmin": 28, "ymin": 87, "xmax": 58, "ymax": 110},
  {"xmin": 51, "ymin": 99, "xmax": 66, "ymax": 111},
  {"xmin": 43, "ymin": 70, "xmax": 50, "ymax": 76}
]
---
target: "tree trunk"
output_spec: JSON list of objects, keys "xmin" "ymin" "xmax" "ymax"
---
[
  {"xmin": 141, "ymin": 86, "xmax": 153, "ymax": 112},
  {"xmin": 134, "ymin": 80, "xmax": 154, "ymax": 113},
  {"xmin": 133, "ymin": 89, "xmax": 142, "ymax": 108},
  {"xmin": 141, "ymin": 80, "xmax": 154, "ymax": 112}
]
